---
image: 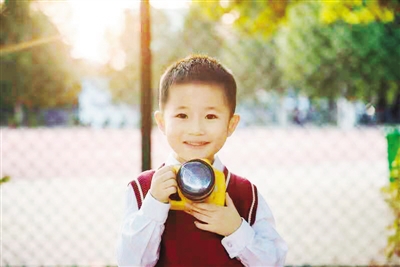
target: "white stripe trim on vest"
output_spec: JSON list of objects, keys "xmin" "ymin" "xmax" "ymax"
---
[
  {"xmin": 226, "ymin": 171, "xmax": 231, "ymax": 188},
  {"xmin": 134, "ymin": 179, "xmax": 144, "ymax": 203},
  {"xmin": 248, "ymin": 183, "xmax": 256, "ymax": 223}
]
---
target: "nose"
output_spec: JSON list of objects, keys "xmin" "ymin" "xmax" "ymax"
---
[{"xmin": 188, "ymin": 117, "xmax": 205, "ymax": 136}]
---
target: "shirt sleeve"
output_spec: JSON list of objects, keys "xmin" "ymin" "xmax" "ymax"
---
[
  {"xmin": 221, "ymin": 191, "xmax": 288, "ymax": 267},
  {"xmin": 116, "ymin": 184, "xmax": 170, "ymax": 267}
]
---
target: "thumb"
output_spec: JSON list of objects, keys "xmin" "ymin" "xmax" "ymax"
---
[
  {"xmin": 172, "ymin": 164, "xmax": 181, "ymax": 174},
  {"xmin": 225, "ymin": 192, "xmax": 235, "ymax": 208}
]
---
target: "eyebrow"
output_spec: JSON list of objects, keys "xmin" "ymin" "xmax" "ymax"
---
[
  {"xmin": 205, "ymin": 107, "xmax": 221, "ymax": 112},
  {"xmin": 174, "ymin": 106, "xmax": 222, "ymax": 112}
]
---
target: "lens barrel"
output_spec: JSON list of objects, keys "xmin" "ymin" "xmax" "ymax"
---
[{"xmin": 176, "ymin": 159, "xmax": 215, "ymax": 201}]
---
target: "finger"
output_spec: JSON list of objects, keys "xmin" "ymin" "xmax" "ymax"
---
[
  {"xmin": 190, "ymin": 205, "xmax": 215, "ymax": 216},
  {"xmin": 155, "ymin": 165, "xmax": 172, "ymax": 175},
  {"xmin": 184, "ymin": 202, "xmax": 194, "ymax": 212},
  {"xmin": 191, "ymin": 210, "xmax": 212, "ymax": 223},
  {"xmin": 192, "ymin": 202, "xmax": 219, "ymax": 212},
  {"xmin": 184, "ymin": 202, "xmax": 193, "ymax": 209},
  {"xmin": 164, "ymin": 186, "xmax": 177, "ymax": 196},
  {"xmin": 155, "ymin": 165, "xmax": 177, "ymax": 178},
  {"xmin": 156, "ymin": 170, "xmax": 176, "ymax": 182},
  {"xmin": 225, "ymin": 192, "xmax": 236, "ymax": 208},
  {"xmin": 162, "ymin": 178, "xmax": 177, "ymax": 188},
  {"xmin": 194, "ymin": 221, "xmax": 213, "ymax": 232}
]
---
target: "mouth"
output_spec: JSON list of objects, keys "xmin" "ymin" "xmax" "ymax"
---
[{"xmin": 184, "ymin": 141, "xmax": 210, "ymax": 147}]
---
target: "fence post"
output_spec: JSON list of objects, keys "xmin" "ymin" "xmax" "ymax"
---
[{"xmin": 140, "ymin": 0, "xmax": 152, "ymax": 171}]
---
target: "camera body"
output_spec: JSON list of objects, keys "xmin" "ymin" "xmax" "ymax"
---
[{"xmin": 170, "ymin": 159, "xmax": 226, "ymax": 210}]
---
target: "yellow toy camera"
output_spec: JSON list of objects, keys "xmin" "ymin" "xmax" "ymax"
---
[{"xmin": 170, "ymin": 159, "xmax": 226, "ymax": 210}]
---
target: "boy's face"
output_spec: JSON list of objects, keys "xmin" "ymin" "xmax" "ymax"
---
[{"xmin": 155, "ymin": 83, "xmax": 240, "ymax": 163}]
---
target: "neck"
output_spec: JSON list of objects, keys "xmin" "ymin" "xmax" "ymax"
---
[{"xmin": 173, "ymin": 153, "xmax": 215, "ymax": 164}]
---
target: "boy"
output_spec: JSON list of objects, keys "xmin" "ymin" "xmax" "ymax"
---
[{"xmin": 117, "ymin": 55, "xmax": 288, "ymax": 266}]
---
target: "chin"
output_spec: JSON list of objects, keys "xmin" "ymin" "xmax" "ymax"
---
[{"xmin": 182, "ymin": 155, "xmax": 210, "ymax": 162}]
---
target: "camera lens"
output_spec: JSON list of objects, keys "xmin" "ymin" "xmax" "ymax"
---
[{"xmin": 176, "ymin": 159, "xmax": 215, "ymax": 201}]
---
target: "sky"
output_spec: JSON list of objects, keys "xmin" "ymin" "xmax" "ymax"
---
[{"xmin": 38, "ymin": 0, "xmax": 190, "ymax": 68}]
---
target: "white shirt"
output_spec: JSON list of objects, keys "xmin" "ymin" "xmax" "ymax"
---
[{"xmin": 117, "ymin": 155, "xmax": 288, "ymax": 267}]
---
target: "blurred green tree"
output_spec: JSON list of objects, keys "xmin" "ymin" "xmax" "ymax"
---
[
  {"xmin": 0, "ymin": 0, "xmax": 80, "ymax": 125},
  {"xmin": 107, "ymin": 5, "xmax": 225, "ymax": 107},
  {"xmin": 194, "ymin": 0, "xmax": 398, "ymax": 38},
  {"xmin": 107, "ymin": 9, "xmax": 141, "ymax": 106},
  {"xmin": 320, "ymin": 0, "xmax": 397, "ymax": 24},
  {"xmin": 194, "ymin": 0, "xmax": 399, "ymax": 122},
  {"xmin": 275, "ymin": 2, "xmax": 399, "ymax": 114},
  {"xmin": 107, "ymin": 7, "xmax": 183, "ymax": 106},
  {"xmin": 156, "ymin": 3, "xmax": 285, "ymax": 101},
  {"xmin": 219, "ymin": 35, "xmax": 284, "ymax": 100}
]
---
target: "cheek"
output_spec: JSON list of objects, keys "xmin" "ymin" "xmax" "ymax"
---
[
  {"xmin": 165, "ymin": 126, "xmax": 175, "ymax": 136},
  {"xmin": 212, "ymin": 125, "xmax": 230, "ymax": 140},
  {"xmin": 165, "ymin": 122, "xmax": 181, "ymax": 136}
]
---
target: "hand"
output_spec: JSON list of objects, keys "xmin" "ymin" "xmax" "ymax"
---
[
  {"xmin": 149, "ymin": 165, "xmax": 178, "ymax": 203},
  {"xmin": 185, "ymin": 193, "xmax": 242, "ymax": 236}
]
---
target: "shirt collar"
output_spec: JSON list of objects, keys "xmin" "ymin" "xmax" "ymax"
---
[{"xmin": 164, "ymin": 154, "xmax": 225, "ymax": 172}]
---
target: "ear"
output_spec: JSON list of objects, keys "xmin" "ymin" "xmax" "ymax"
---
[
  {"xmin": 227, "ymin": 114, "xmax": 240, "ymax": 137},
  {"xmin": 154, "ymin": 111, "xmax": 166, "ymax": 134}
]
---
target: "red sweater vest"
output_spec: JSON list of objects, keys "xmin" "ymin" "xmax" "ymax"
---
[{"xmin": 130, "ymin": 167, "xmax": 258, "ymax": 267}]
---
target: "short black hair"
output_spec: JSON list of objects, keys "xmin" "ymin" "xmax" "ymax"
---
[{"xmin": 159, "ymin": 55, "xmax": 237, "ymax": 115}]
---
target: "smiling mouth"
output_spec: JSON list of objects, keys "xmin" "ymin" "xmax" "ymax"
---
[{"xmin": 184, "ymin": 141, "xmax": 209, "ymax": 147}]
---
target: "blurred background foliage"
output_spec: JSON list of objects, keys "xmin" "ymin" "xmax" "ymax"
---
[
  {"xmin": 0, "ymin": 0, "xmax": 399, "ymax": 126},
  {"xmin": 195, "ymin": 0, "xmax": 400, "ymax": 114},
  {"xmin": 382, "ymin": 127, "xmax": 400, "ymax": 259},
  {"xmin": 0, "ymin": 0, "xmax": 80, "ymax": 114}
]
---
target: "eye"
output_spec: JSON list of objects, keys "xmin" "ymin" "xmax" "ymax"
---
[
  {"xmin": 176, "ymin": 113, "xmax": 188, "ymax": 119},
  {"xmin": 205, "ymin": 114, "xmax": 218, "ymax": 120}
]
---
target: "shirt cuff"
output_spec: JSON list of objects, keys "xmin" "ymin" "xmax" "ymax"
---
[
  {"xmin": 140, "ymin": 193, "xmax": 170, "ymax": 223},
  {"xmin": 221, "ymin": 218, "xmax": 255, "ymax": 258}
]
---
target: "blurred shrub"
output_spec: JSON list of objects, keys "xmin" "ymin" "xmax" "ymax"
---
[{"xmin": 382, "ymin": 128, "xmax": 400, "ymax": 259}]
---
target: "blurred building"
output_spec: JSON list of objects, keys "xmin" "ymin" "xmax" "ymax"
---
[{"xmin": 78, "ymin": 77, "xmax": 139, "ymax": 128}]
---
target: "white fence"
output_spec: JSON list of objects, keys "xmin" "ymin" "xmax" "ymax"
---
[{"xmin": 2, "ymin": 127, "xmax": 397, "ymax": 266}]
